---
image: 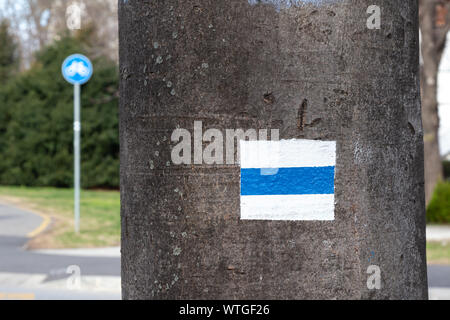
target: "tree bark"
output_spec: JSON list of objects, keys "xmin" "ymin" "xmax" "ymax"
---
[
  {"xmin": 119, "ymin": 0, "xmax": 428, "ymax": 299},
  {"xmin": 419, "ymin": 0, "xmax": 449, "ymax": 205}
]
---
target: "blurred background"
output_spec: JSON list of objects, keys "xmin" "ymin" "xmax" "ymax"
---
[
  {"xmin": 0, "ymin": 0, "xmax": 120, "ymax": 300},
  {"xmin": 0, "ymin": 0, "xmax": 448, "ymax": 300}
]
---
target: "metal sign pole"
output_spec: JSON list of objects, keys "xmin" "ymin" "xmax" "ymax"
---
[
  {"xmin": 74, "ymin": 83, "xmax": 81, "ymax": 234},
  {"xmin": 62, "ymin": 53, "xmax": 92, "ymax": 234}
]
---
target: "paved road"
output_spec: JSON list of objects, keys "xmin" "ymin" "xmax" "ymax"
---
[
  {"xmin": 0, "ymin": 202, "xmax": 449, "ymax": 299},
  {"xmin": 0, "ymin": 203, "xmax": 120, "ymax": 276},
  {"xmin": 0, "ymin": 233, "xmax": 120, "ymax": 276},
  {"xmin": 0, "ymin": 203, "xmax": 42, "ymax": 237},
  {"xmin": 0, "ymin": 202, "xmax": 120, "ymax": 300},
  {"xmin": 426, "ymin": 225, "xmax": 450, "ymax": 299},
  {"xmin": 428, "ymin": 265, "xmax": 450, "ymax": 288}
]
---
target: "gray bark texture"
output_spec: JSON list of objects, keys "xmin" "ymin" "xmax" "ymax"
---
[{"xmin": 119, "ymin": 0, "xmax": 428, "ymax": 299}]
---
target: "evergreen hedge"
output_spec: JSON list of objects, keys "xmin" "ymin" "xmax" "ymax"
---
[{"xmin": 0, "ymin": 36, "xmax": 119, "ymax": 189}]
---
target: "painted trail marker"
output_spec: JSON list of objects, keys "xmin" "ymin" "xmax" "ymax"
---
[
  {"xmin": 62, "ymin": 54, "xmax": 93, "ymax": 233},
  {"xmin": 240, "ymin": 139, "xmax": 336, "ymax": 221}
]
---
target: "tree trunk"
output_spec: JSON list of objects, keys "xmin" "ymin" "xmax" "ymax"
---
[
  {"xmin": 119, "ymin": 0, "xmax": 428, "ymax": 299},
  {"xmin": 419, "ymin": 0, "xmax": 449, "ymax": 205}
]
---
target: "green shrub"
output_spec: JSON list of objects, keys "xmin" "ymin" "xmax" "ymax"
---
[
  {"xmin": 0, "ymin": 19, "xmax": 20, "ymax": 86},
  {"xmin": 0, "ymin": 35, "xmax": 119, "ymax": 189},
  {"xmin": 427, "ymin": 182, "xmax": 450, "ymax": 223}
]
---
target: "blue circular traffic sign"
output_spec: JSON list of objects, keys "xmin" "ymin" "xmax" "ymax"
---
[{"xmin": 62, "ymin": 54, "xmax": 93, "ymax": 85}]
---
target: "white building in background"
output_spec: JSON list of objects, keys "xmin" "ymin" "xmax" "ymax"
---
[{"xmin": 438, "ymin": 33, "xmax": 450, "ymax": 157}]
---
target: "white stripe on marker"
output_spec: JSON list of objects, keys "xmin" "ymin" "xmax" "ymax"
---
[
  {"xmin": 241, "ymin": 194, "xmax": 335, "ymax": 221},
  {"xmin": 240, "ymin": 139, "xmax": 336, "ymax": 168}
]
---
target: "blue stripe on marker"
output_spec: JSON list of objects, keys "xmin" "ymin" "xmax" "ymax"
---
[{"xmin": 240, "ymin": 166, "xmax": 335, "ymax": 196}]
